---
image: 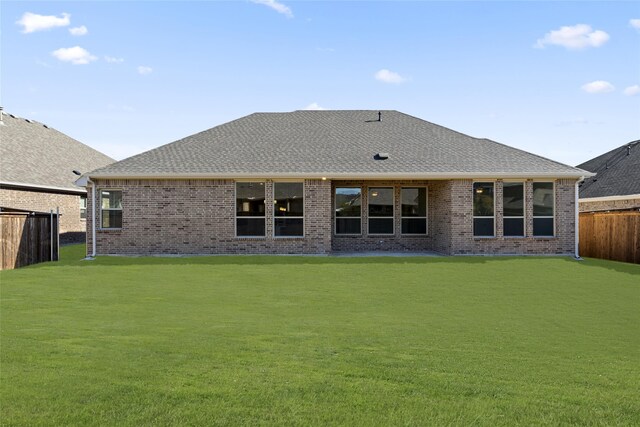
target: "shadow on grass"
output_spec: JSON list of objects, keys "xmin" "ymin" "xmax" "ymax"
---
[{"xmin": 40, "ymin": 245, "xmax": 640, "ymax": 276}]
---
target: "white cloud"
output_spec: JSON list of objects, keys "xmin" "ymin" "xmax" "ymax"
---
[
  {"xmin": 303, "ymin": 102, "xmax": 326, "ymax": 110},
  {"xmin": 137, "ymin": 66, "xmax": 153, "ymax": 75},
  {"xmin": 534, "ymin": 24, "xmax": 609, "ymax": 50},
  {"xmin": 105, "ymin": 56, "xmax": 124, "ymax": 63},
  {"xmin": 630, "ymin": 19, "xmax": 640, "ymax": 31},
  {"xmin": 17, "ymin": 12, "xmax": 70, "ymax": 33},
  {"xmin": 623, "ymin": 85, "xmax": 640, "ymax": 96},
  {"xmin": 374, "ymin": 69, "xmax": 406, "ymax": 84},
  {"xmin": 581, "ymin": 80, "xmax": 615, "ymax": 94},
  {"xmin": 51, "ymin": 46, "xmax": 97, "ymax": 65},
  {"xmin": 69, "ymin": 25, "xmax": 88, "ymax": 36},
  {"xmin": 251, "ymin": 0, "xmax": 293, "ymax": 18}
]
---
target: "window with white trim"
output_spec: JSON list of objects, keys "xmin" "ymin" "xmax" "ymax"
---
[
  {"xmin": 473, "ymin": 182, "xmax": 494, "ymax": 237},
  {"xmin": 335, "ymin": 187, "xmax": 361, "ymax": 235},
  {"xmin": 100, "ymin": 190, "xmax": 122, "ymax": 229},
  {"xmin": 368, "ymin": 187, "xmax": 394, "ymax": 234},
  {"xmin": 274, "ymin": 182, "xmax": 303, "ymax": 237},
  {"xmin": 236, "ymin": 182, "xmax": 265, "ymax": 237},
  {"xmin": 401, "ymin": 187, "xmax": 427, "ymax": 234},
  {"xmin": 503, "ymin": 182, "xmax": 524, "ymax": 237},
  {"xmin": 533, "ymin": 182, "xmax": 554, "ymax": 237},
  {"xmin": 80, "ymin": 195, "xmax": 87, "ymax": 220}
]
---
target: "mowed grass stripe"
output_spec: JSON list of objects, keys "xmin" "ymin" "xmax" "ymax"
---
[{"xmin": 1, "ymin": 245, "xmax": 638, "ymax": 426}]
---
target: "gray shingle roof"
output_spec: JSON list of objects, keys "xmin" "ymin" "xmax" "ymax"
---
[
  {"xmin": 0, "ymin": 111, "xmax": 114, "ymax": 192},
  {"xmin": 577, "ymin": 140, "xmax": 640, "ymax": 198},
  {"xmin": 87, "ymin": 110, "xmax": 589, "ymax": 179}
]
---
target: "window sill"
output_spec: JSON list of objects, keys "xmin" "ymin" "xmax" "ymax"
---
[
  {"xmin": 274, "ymin": 236, "xmax": 305, "ymax": 240},
  {"xmin": 235, "ymin": 236, "xmax": 266, "ymax": 239},
  {"xmin": 532, "ymin": 236, "xmax": 557, "ymax": 240},
  {"xmin": 98, "ymin": 228, "xmax": 122, "ymax": 232},
  {"xmin": 473, "ymin": 236, "xmax": 496, "ymax": 239}
]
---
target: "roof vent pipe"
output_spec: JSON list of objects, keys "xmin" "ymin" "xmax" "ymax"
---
[
  {"xmin": 0, "ymin": 107, "xmax": 4, "ymax": 126},
  {"xmin": 378, "ymin": 111, "xmax": 381, "ymax": 122}
]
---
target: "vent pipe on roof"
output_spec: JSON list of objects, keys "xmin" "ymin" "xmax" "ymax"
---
[
  {"xmin": 0, "ymin": 106, "xmax": 4, "ymax": 126},
  {"xmin": 378, "ymin": 111, "xmax": 382, "ymax": 122}
]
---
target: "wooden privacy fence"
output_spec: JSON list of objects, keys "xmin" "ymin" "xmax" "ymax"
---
[
  {"xmin": 0, "ymin": 209, "xmax": 59, "ymax": 270},
  {"xmin": 579, "ymin": 211, "xmax": 640, "ymax": 264}
]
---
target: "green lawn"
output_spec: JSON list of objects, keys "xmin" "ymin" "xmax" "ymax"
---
[{"xmin": 1, "ymin": 246, "xmax": 639, "ymax": 426}]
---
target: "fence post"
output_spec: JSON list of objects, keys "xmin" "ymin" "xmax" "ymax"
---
[{"xmin": 56, "ymin": 207, "xmax": 60, "ymax": 261}]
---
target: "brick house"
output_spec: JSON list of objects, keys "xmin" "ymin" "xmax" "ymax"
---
[
  {"xmin": 78, "ymin": 110, "xmax": 592, "ymax": 256},
  {"xmin": 0, "ymin": 110, "xmax": 114, "ymax": 243},
  {"xmin": 577, "ymin": 140, "xmax": 640, "ymax": 212}
]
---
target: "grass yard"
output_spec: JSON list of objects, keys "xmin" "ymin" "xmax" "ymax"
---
[{"xmin": 1, "ymin": 246, "xmax": 639, "ymax": 426}]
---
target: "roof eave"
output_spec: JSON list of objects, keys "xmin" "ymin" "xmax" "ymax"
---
[
  {"xmin": 0, "ymin": 181, "xmax": 86, "ymax": 194},
  {"xmin": 579, "ymin": 193, "xmax": 640, "ymax": 203},
  {"xmin": 86, "ymin": 171, "xmax": 592, "ymax": 181}
]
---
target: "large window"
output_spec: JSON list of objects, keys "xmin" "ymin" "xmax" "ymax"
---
[
  {"xmin": 335, "ymin": 187, "xmax": 361, "ymax": 234},
  {"xmin": 473, "ymin": 182, "xmax": 494, "ymax": 237},
  {"xmin": 368, "ymin": 187, "xmax": 394, "ymax": 234},
  {"xmin": 100, "ymin": 190, "xmax": 122, "ymax": 229},
  {"xmin": 274, "ymin": 182, "xmax": 303, "ymax": 237},
  {"xmin": 503, "ymin": 182, "xmax": 524, "ymax": 237},
  {"xmin": 533, "ymin": 182, "xmax": 554, "ymax": 237},
  {"xmin": 80, "ymin": 195, "xmax": 87, "ymax": 220},
  {"xmin": 401, "ymin": 187, "xmax": 427, "ymax": 234},
  {"xmin": 236, "ymin": 182, "xmax": 265, "ymax": 237}
]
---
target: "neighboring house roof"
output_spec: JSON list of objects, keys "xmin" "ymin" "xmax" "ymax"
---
[
  {"xmin": 0, "ymin": 111, "xmax": 114, "ymax": 193},
  {"xmin": 577, "ymin": 140, "xmax": 640, "ymax": 199},
  {"xmin": 85, "ymin": 110, "xmax": 590, "ymax": 180}
]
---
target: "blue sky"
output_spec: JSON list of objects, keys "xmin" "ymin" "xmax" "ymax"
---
[{"xmin": 2, "ymin": 1, "xmax": 639, "ymax": 166}]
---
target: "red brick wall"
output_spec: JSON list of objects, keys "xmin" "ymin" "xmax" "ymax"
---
[
  {"xmin": 0, "ymin": 187, "xmax": 85, "ymax": 241},
  {"xmin": 448, "ymin": 179, "xmax": 576, "ymax": 255},
  {"xmin": 330, "ymin": 180, "xmax": 449, "ymax": 253},
  {"xmin": 87, "ymin": 179, "xmax": 332, "ymax": 255},
  {"xmin": 86, "ymin": 177, "xmax": 577, "ymax": 256},
  {"xmin": 579, "ymin": 197, "xmax": 640, "ymax": 212}
]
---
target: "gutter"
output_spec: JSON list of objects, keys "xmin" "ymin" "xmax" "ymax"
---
[
  {"xmin": 579, "ymin": 193, "xmax": 640, "ymax": 203},
  {"xmin": 0, "ymin": 181, "xmax": 86, "ymax": 195},
  {"xmin": 73, "ymin": 175, "xmax": 96, "ymax": 258},
  {"xmin": 84, "ymin": 171, "xmax": 596, "ymax": 181},
  {"xmin": 575, "ymin": 180, "xmax": 581, "ymax": 260},
  {"xmin": 88, "ymin": 178, "xmax": 96, "ymax": 258}
]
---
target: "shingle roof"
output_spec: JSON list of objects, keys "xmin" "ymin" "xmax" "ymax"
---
[
  {"xmin": 0, "ymin": 111, "xmax": 114, "ymax": 192},
  {"xmin": 87, "ymin": 110, "xmax": 589, "ymax": 179},
  {"xmin": 577, "ymin": 140, "xmax": 640, "ymax": 198}
]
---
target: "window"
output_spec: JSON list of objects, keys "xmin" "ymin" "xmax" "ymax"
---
[
  {"xmin": 533, "ymin": 182, "xmax": 554, "ymax": 237},
  {"xmin": 100, "ymin": 190, "xmax": 122, "ymax": 229},
  {"xmin": 503, "ymin": 182, "xmax": 524, "ymax": 237},
  {"xmin": 80, "ymin": 195, "xmax": 87, "ymax": 220},
  {"xmin": 473, "ymin": 182, "xmax": 494, "ymax": 237},
  {"xmin": 368, "ymin": 187, "xmax": 394, "ymax": 234},
  {"xmin": 401, "ymin": 187, "xmax": 427, "ymax": 234},
  {"xmin": 236, "ymin": 182, "xmax": 265, "ymax": 237},
  {"xmin": 274, "ymin": 182, "xmax": 303, "ymax": 237},
  {"xmin": 335, "ymin": 187, "xmax": 361, "ymax": 234}
]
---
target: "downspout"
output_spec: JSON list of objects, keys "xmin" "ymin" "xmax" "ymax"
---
[
  {"xmin": 574, "ymin": 179, "xmax": 581, "ymax": 259},
  {"xmin": 88, "ymin": 178, "xmax": 96, "ymax": 257}
]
